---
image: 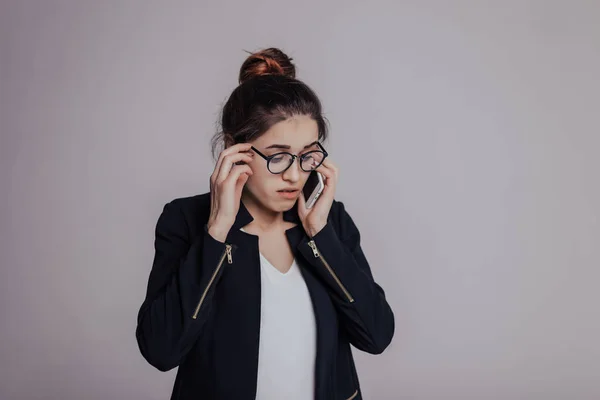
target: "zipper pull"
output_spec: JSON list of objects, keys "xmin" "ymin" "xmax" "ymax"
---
[
  {"xmin": 307, "ymin": 240, "xmax": 319, "ymax": 258},
  {"xmin": 226, "ymin": 244, "xmax": 233, "ymax": 264}
]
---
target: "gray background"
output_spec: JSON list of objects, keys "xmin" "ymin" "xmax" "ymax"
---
[{"xmin": 1, "ymin": 1, "xmax": 599, "ymax": 399}]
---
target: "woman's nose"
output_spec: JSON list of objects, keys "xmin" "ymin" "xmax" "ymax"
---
[{"xmin": 282, "ymin": 158, "xmax": 302, "ymax": 181}]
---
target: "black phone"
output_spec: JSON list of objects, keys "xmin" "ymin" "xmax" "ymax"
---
[{"xmin": 302, "ymin": 171, "xmax": 325, "ymax": 209}]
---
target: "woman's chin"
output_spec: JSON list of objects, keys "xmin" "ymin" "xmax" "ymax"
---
[{"xmin": 268, "ymin": 197, "xmax": 297, "ymax": 211}]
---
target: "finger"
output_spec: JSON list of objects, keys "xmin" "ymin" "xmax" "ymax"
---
[
  {"xmin": 321, "ymin": 158, "xmax": 336, "ymax": 167},
  {"xmin": 224, "ymin": 164, "xmax": 253, "ymax": 187},
  {"xmin": 226, "ymin": 166, "xmax": 252, "ymax": 200},
  {"xmin": 297, "ymin": 190, "xmax": 308, "ymax": 219},
  {"xmin": 213, "ymin": 143, "xmax": 253, "ymax": 182},
  {"xmin": 321, "ymin": 159, "xmax": 339, "ymax": 176},
  {"xmin": 319, "ymin": 159, "xmax": 338, "ymax": 178},
  {"xmin": 220, "ymin": 151, "xmax": 253, "ymax": 174},
  {"xmin": 224, "ymin": 142, "xmax": 253, "ymax": 154},
  {"xmin": 314, "ymin": 167, "xmax": 336, "ymax": 202},
  {"xmin": 298, "ymin": 189, "xmax": 306, "ymax": 208},
  {"xmin": 315, "ymin": 164, "xmax": 335, "ymax": 187},
  {"xmin": 214, "ymin": 145, "xmax": 253, "ymax": 178},
  {"xmin": 216, "ymin": 152, "xmax": 254, "ymax": 183},
  {"xmin": 235, "ymin": 169, "xmax": 251, "ymax": 192}
]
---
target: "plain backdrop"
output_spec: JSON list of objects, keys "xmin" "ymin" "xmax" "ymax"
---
[{"xmin": 1, "ymin": 1, "xmax": 599, "ymax": 399}]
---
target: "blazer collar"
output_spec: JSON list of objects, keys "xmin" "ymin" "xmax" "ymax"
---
[
  {"xmin": 231, "ymin": 198, "xmax": 301, "ymax": 232},
  {"xmin": 225, "ymin": 197, "xmax": 307, "ymax": 259}
]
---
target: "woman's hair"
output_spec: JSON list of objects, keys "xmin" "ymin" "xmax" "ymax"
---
[{"xmin": 211, "ymin": 47, "xmax": 329, "ymax": 159}]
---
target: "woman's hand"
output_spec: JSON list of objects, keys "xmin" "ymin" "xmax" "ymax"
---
[
  {"xmin": 297, "ymin": 159, "xmax": 339, "ymax": 238},
  {"xmin": 207, "ymin": 143, "xmax": 254, "ymax": 242}
]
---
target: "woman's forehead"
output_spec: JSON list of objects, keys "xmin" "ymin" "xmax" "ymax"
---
[{"xmin": 255, "ymin": 117, "xmax": 319, "ymax": 149}]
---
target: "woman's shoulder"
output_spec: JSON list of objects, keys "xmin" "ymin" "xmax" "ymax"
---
[
  {"xmin": 159, "ymin": 192, "xmax": 212, "ymax": 228},
  {"xmin": 165, "ymin": 192, "xmax": 211, "ymax": 210}
]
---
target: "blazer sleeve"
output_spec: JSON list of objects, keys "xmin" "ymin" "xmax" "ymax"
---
[
  {"xmin": 135, "ymin": 200, "xmax": 234, "ymax": 371},
  {"xmin": 298, "ymin": 201, "xmax": 395, "ymax": 354}
]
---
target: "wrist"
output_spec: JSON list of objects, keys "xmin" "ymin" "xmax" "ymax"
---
[
  {"xmin": 305, "ymin": 223, "xmax": 326, "ymax": 238},
  {"xmin": 207, "ymin": 221, "xmax": 231, "ymax": 243}
]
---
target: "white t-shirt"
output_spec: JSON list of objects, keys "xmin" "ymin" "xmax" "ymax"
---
[{"xmin": 241, "ymin": 228, "xmax": 317, "ymax": 400}]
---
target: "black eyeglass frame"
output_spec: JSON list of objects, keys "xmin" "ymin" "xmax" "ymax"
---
[{"xmin": 250, "ymin": 142, "xmax": 329, "ymax": 174}]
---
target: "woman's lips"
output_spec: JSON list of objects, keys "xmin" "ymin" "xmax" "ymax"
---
[{"xmin": 277, "ymin": 189, "xmax": 299, "ymax": 199}]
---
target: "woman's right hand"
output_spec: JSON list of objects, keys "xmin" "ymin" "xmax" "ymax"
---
[{"xmin": 207, "ymin": 143, "xmax": 254, "ymax": 242}]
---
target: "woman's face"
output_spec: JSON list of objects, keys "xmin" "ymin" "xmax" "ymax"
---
[{"xmin": 244, "ymin": 115, "xmax": 320, "ymax": 212}]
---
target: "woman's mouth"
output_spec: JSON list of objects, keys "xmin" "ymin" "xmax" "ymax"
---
[{"xmin": 277, "ymin": 189, "xmax": 299, "ymax": 199}]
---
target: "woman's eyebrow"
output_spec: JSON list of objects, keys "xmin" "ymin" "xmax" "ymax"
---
[{"xmin": 264, "ymin": 141, "xmax": 318, "ymax": 150}]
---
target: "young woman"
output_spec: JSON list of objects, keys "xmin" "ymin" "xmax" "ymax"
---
[{"xmin": 136, "ymin": 48, "xmax": 395, "ymax": 400}]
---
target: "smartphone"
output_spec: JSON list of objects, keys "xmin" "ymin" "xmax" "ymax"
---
[{"xmin": 302, "ymin": 171, "xmax": 325, "ymax": 209}]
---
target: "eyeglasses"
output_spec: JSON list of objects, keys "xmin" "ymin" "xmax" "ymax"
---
[{"xmin": 251, "ymin": 142, "xmax": 328, "ymax": 174}]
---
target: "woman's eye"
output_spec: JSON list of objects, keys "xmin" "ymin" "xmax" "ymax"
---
[{"xmin": 271, "ymin": 155, "xmax": 285, "ymax": 163}]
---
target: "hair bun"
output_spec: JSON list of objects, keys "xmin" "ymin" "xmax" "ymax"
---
[{"xmin": 239, "ymin": 47, "xmax": 296, "ymax": 84}]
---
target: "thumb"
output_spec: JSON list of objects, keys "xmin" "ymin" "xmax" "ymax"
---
[
  {"xmin": 240, "ymin": 170, "xmax": 251, "ymax": 183},
  {"xmin": 297, "ymin": 191, "xmax": 307, "ymax": 219},
  {"xmin": 235, "ymin": 171, "xmax": 250, "ymax": 192}
]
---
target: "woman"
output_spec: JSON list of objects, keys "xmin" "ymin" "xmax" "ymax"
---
[{"xmin": 136, "ymin": 48, "xmax": 394, "ymax": 400}]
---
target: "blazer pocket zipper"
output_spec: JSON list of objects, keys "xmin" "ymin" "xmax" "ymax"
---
[
  {"xmin": 307, "ymin": 240, "xmax": 354, "ymax": 303},
  {"xmin": 192, "ymin": 244, "xmax": 233, "ymax": 319}
]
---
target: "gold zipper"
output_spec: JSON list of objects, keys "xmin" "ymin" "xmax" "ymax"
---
[
  {"xmin": 347, "ymin": 389, "xmax": 359, "ymax": 400},
  {"xmin": 192, "ymin": 244, "xmax": 233, "ymax": 319},
  {"xmin": 307, "ymin": 240, "xmax": 354, "ymax": 303}
]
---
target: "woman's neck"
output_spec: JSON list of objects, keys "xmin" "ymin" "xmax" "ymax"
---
[{"xmin": 241, "ymin": 191, "xmax": 285, "ymax": 232}]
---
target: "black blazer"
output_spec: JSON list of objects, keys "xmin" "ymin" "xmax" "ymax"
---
[{"xmin": 136, "ymin": 193, "xmax": 395, "ymax": 400}]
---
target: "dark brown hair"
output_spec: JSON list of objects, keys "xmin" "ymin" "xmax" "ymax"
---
[{"xmin": 211, "ymin": 47, "xmax": 329, "ymax": 159}]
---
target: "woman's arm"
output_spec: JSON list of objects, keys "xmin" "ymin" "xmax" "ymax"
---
[
  {"xmin": 298, "ymin": 201, "xmax": 395, "ymax": 354},
  {"xmin": 135, "ymin": 200, "xmax": 233, "ymax": 371}
]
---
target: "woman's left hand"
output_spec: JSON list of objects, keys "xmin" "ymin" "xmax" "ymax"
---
[{"xmin": 298, "ymin": 159, "xmax": 339, "ymax": 237}]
